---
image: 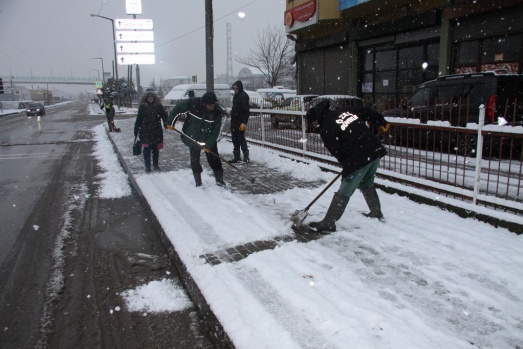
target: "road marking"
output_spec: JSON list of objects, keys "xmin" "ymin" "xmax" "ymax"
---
[{"xmin": 0, "ymin": 153, "xmax": 60, "ymax": 160}]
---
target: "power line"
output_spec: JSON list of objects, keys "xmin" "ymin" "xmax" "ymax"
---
[{"xmin": 156, "ymin": 0, "xmax": 256, "ymax": 48}]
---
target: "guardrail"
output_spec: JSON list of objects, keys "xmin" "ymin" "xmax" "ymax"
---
[
  {"xmin": 223, "ymin": 104, "xmax": 523, "ymax": 215},
  {"xmin": 0, "ymin": 75, "xmax": 98, "ymax": 85}
]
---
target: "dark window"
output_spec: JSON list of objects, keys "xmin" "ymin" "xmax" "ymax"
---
[
  {"xmin": 376, "ymin": 50, "xmax": 396, "ymax": 71},
  {"xmin": 426, "ymin": 43, "xmax": 440, "ymax": 66},
  {"xmin": 398, "ymin": 46, "xmax": 423, "ymax": 69},
  {"xmin": 456, "ymin": 40, "xmax": 479, "ymax": 64},
  {"xmin": 454, "ymin": 34, "xmax": 522, "ymax": 72},
  {"xmin": 409, "ymin": 87, "xmax": 431, "ymax": 106},
  {"xmin": 364, "ymin": 49, "xmax": 374, "ymax": 70},
  {"xmin": 482, "ymin": 35, "xmax": 521, "ymax": 62},
  {"xmin": 398, "ymin": 70, "xmax": 424, "ymax": 93},
  {"xmin": 375, "ymin": 71, "xmax": 396, "ymax": 94},
  {"xmin": 435, "ymin": 83, "xmax": 487, "ymax": 106}
]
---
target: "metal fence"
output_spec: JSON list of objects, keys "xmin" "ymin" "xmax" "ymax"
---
[{"xmin": 230, "ymin": 100, "xmax": 523, "ymax": 215}]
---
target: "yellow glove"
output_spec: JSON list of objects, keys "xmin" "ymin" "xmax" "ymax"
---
[
  {"xmin": 166, "ymin": 125, "xmax": 174, "ymax": 130},
  {"xmin": 203, "ymin": 147, "xmax": 210, "ymax": 153},
  {"xmin": 239, "ymin": 123, "xmax": 247, "ymax": 132},
  {"xmin": 380, "ymin": 123, "xmax": 390, "ymax": 133}
]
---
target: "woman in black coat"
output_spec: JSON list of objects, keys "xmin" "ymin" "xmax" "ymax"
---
[{"xmin": 134, "ymin": 91, "xmax": 168, "ymax": 172}]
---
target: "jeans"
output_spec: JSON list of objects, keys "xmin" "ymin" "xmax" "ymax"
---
[{"xmin": 337, "ymin": 158, "xmax": 380, "ymax": 198}]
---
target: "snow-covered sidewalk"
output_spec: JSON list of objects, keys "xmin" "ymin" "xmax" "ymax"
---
[{"xmin": 99, "ymin": 118, "xmax": 523, "ymax": 349}]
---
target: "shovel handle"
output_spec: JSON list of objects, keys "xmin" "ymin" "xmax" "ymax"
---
[
  {"xmin": 305, "ymin": 172, "xmax": 342, "ymax": 210},
  {"xmin": 168, "ymin": 122, "xmax": 256, "ymax": 184}
]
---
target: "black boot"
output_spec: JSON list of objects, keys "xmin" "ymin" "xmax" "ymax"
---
[
  {"xmin": 193, "ymin": 172, "xmax": 202, "ymax": 187},
  {"xmin": 309, "ymin": 193, "xmax": 350, "ymax": 233},
  {"xmin": 229, "ymin": 151, "xmax": 241, "ymax": 163},
  {"xmin": 243, "ymin": 150, "xmax": 250, "ymax": 163},
  {"xmin": 361, "ymin": 186, "xmax": 384, "ymax": 220},
  {"xmin": 143, "ymin": 149, "xmax": 151, "ymax": 173},
  {"xmin": 153, "ymin": 151, "xmax": 160, "ymax": 171},
  {"xmin": 213, "ymin": 170, "xmax": 226, "ymax": 187},
  {"xmin": 112, "ymin": 122, "xmax": 121, "ymax": 132}
]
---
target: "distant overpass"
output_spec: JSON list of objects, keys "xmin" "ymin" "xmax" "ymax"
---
[{"xmin": 0, "ymin": 75, "xmax": 98, "ymax": 86}]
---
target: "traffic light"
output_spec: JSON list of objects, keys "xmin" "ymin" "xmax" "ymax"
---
[{"xmin": 0, "ymin": 78, "xmax": 4, "ymax": 94}]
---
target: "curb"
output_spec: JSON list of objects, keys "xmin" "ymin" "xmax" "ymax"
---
[{"xmin": 106, "ymin": 128, "xmax": 236, "ymax": 349}]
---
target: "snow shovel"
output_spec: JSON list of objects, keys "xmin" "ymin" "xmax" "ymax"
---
[
  {"xmin": 290, "ymin": 172, "xmax": 342, "ymax": 229},
  {"xmin": 168, "ymin": 115, "xmax": 256, "ymax": 184}
]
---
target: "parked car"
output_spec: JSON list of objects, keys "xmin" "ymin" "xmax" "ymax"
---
[
  {"xmin": 382, "ymin": 70, "xmax": 523, "ymax": 156},
  {"xmin": 304, "ymin": 95, "xmax": 365, "ymax": 132},
  {"xmin": 163, "ymin": 84, "xmax": 232, "ymax": 108},
  {"xmin": 309, "ymin": 95, "xmax": 364, "ymax": 109},
  {"xmin": 244, "ymin": 90, "xmax": 272, "ymax": 109},
  {"xmin": 163, "ymin": 83, "xmax": 232, "ymax": 120},
  {"xmin": 382, "ymin": 70, "xmax": 523, "ymax": 126},
  {"xmin": 228, "ymin": 90, "xmax": 272, "ymax": 112},
  {"xmin": 270, "ymin": 94, "xmax": 318, "ymax": 128},
  {"xmin": 256, "ymin": 87, "xmax": 296, "ymax": 108},
  {"xmin": 26, "ymin": 102, "xmax": 45, "ymax": 116}
]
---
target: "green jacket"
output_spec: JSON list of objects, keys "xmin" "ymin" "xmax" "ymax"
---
[{"xmin": 168, "ymin": 98, "xmax": 224, "ymax": 149}]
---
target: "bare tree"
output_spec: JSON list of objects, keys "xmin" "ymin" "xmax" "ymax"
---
[{"xmin": 236, "ymin": 25, "xmax": 295, "ymax": 87}]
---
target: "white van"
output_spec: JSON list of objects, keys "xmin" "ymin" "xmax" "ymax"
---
[
  {"xmin": 163, "ymin": 84, "xmax": 232, "ymax": 108},
  {"xmin": 256, "ymin": 86, "xmax": 296, "ymax": 107}
]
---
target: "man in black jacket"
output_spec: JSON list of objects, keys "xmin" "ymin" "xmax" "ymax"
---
[
  {"xmin": 305, "ymin": 100, "xmax": 390, "ymax": 232},
  {"xmin": 229, "ymin": 80, "xmax": 250, "ymax": 163}
]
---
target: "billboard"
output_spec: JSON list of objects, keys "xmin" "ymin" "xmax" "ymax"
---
[
  {"xmin": 284, "ymin": 0, "xmax": 318, "ymax": 32},
  {"xmin": 338, "ymin": 0, "xmax": 371, "ymax": 11}
]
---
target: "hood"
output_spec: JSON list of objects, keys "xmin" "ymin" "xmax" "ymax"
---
[
  {"xmin": 233, "ymin": 80, "xmax": 244, "ymax": 93},
  {"xmin": 140, "ymin": 91, "xmax": 159, "ymax": 105}
]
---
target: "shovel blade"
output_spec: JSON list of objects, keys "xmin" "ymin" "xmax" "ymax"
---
[{"xmin": 290, "ymin": 209, "xmax": 309, "ymax": 229}]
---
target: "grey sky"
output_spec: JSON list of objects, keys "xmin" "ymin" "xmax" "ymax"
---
[{"xmin": 0, "ymin": 0, "xmax": 285, "ymax": 93}]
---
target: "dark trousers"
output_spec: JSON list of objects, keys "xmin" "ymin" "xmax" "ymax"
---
[
  {"xmin": 189, "ymin": 144, "xmax": 223, "ymax": 173},
  {"xmin": 143, "ymin": 143, "xmax": 159, "ymax": 169},
  {"xmin": 231, "ymin": 130, "xmax": 248, "ymax": 153}
]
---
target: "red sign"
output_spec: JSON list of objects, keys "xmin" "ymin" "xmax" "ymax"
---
[{"xmin": 284, "ymin": 0, "xmax": 316, "ymax": 27}]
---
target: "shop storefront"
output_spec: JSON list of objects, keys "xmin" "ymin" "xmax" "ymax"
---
[
  {"xmin": 288, "ymin": 0, "xmax": 523, "ymax": 110},
  {"xmin": 355, "ymin": 11, "xmax": 441, "ymax": 110}
]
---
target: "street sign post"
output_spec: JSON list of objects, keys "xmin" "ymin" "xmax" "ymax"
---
[
  {"xmin": 115, "ymin": 16, "xmax": 155, "ymax": 66},
  {"xmin": 117, "ymin": 42, "xmax": 155, "ymax": 53},
  {"xmin": 116, "ymin": 30, "xmax": 154, "ymax": 42},
  {"xmin": 117, "ymin": 54, "xmax": 155, "ymax": 65},
  {"xmin": 114, "ymin": 18, "xmax": 153, "ymax": 30}
]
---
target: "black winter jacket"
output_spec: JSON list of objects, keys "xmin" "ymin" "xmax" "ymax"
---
[
  {"xmin": 230, "ymin": 80, "xmax": 250, "ymax": 131},
  {"xmin": 134, "ymin": 102, "xmax": 168, "ymax": 145},
  {"xmin": 318, "ymin": 106, "xmax": 388, "ymax": 177}
]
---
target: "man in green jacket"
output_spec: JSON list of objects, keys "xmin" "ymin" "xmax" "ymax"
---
[{"xmin": 167, "ymin": 92, "xmax": 226, "ymax": 187}]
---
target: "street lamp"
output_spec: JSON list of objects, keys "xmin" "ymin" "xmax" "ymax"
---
[
  {"xmin": 90, "ymin": 57, "xmax": 105, "ymax": 82},
  {"xmin": 90, "ymin": 69, "xmax": 100, "ymax": 80},
  {"xmin": 90, "ymin": 14, "xmax": 119, "ymax": 107}
]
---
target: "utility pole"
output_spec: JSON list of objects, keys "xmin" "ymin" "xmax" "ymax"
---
[
  {"xmin": 226, "ymin": 22, "xmax": 233, "ymax": 85},
  {"xmin": 205, "ymin": 0, "xmax": 214, "ymax": 93},
  {"xmin": 90, "ymin": 14, "xmax": 120, "ymax": 109},
  {"xmin": 136, "ymin": 64, "xmax": 141, "ymax": 101},
  {"xmin": 133, "ymin": 13, "xmax": 141, "ymax": 102}
]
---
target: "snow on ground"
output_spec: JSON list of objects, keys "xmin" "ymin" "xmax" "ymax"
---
[{"xmin": 91, "ymin": 113, "xmax": 523, "ymax": 349}]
